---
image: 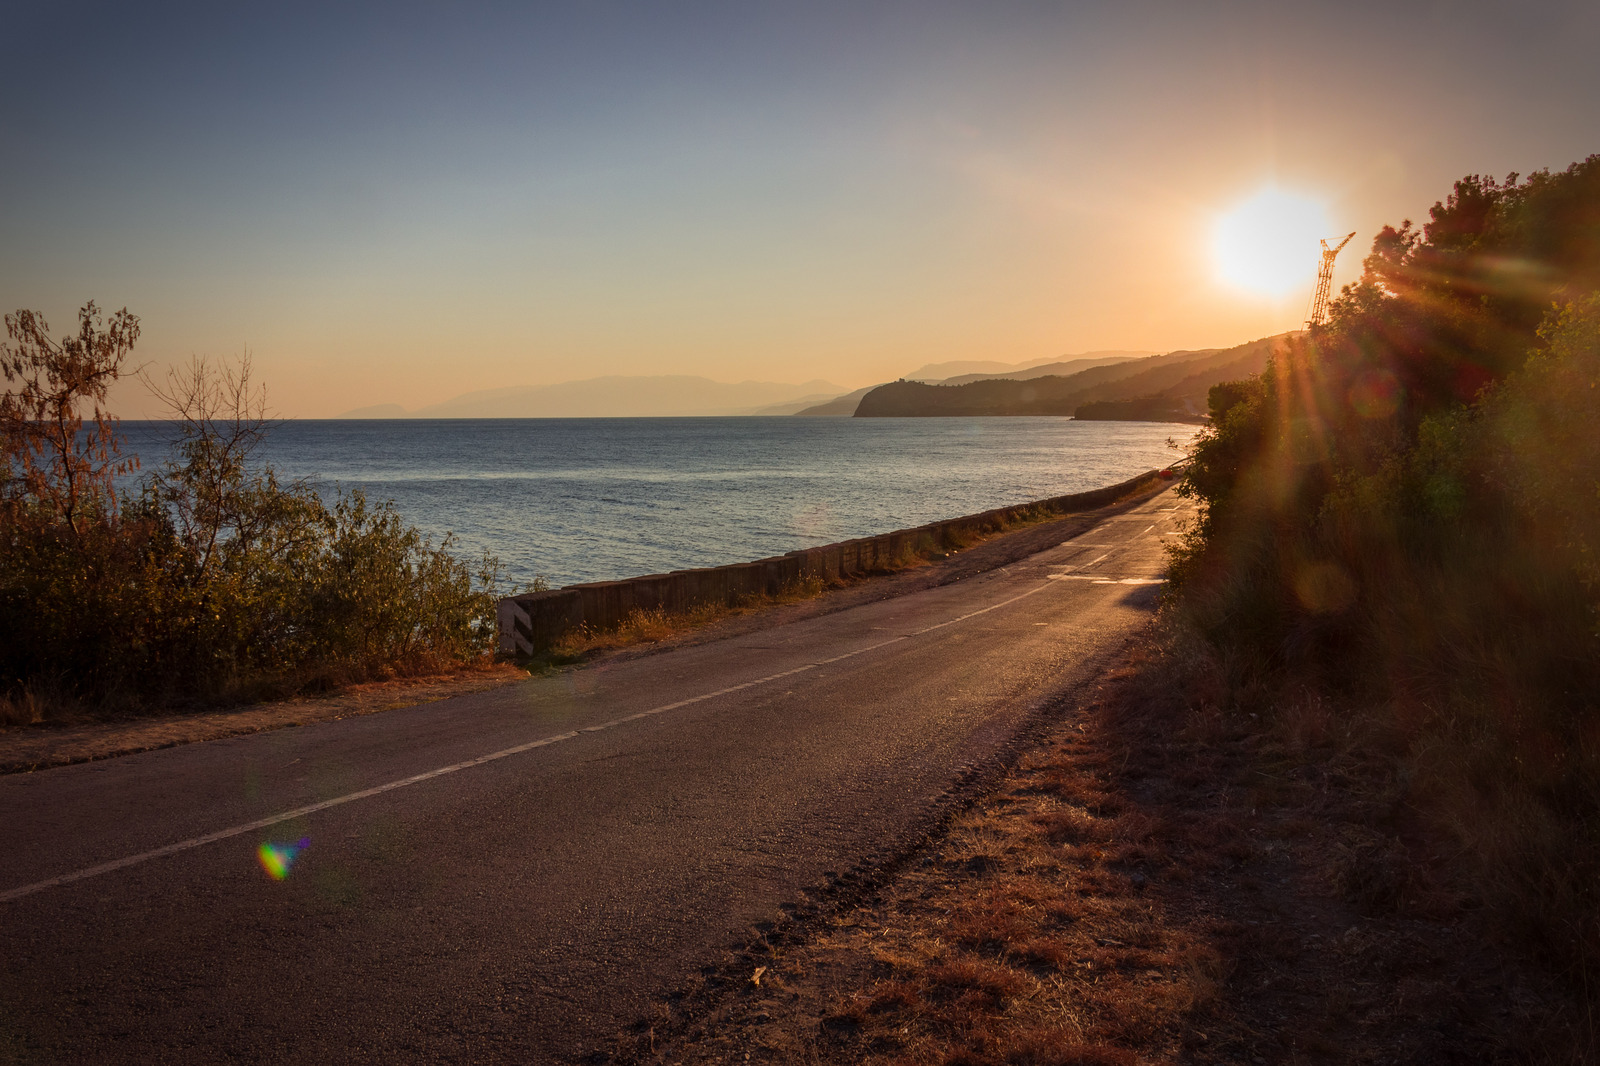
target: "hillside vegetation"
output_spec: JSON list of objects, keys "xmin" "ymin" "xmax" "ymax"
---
[
  {"xmin": 854, "ymin": 335, "xmax": 1291, "ymax": 418},
  {"xmin": 1171, "ymin": 154, "xmax": 1600, "ymax": 1026}
]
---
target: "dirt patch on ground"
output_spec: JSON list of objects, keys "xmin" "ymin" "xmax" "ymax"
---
[
  {"xmin": 621, "ymin": 624, "xmax": 1579, "ymax": 1064},
  {"xmin": 0, "ymin": 663, "xmax": 528, "ymax": 774}
]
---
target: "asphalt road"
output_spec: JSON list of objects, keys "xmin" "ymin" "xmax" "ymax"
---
[{"xmin": 0, "ymin": 487, "xmax": 1190, "ymax": 1064}]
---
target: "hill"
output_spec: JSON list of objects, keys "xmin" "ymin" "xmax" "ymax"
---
[
  {"xmin": 931, "ymin": 351, "xmax": 1152, "ymax": 386},
  {"xmin": 853, "ymin": 334, "xmax": 1294, "ymax": 418},
  {"xmin": 788, "ymin": 352, "xmax": 1156, "ymax": 418},
  {"xmin": 900, "ymin": 356, "xmax": 1061, "ymax": 380},
  {"xmin": 791, "ymin": 385, "xmax": 878, "ymax": 417},
  {"xmin": 902, "ymin": 350, "xmax": 1151, "ymax": 384}
]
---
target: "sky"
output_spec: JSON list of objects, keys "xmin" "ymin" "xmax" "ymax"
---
[{"xmin": 3, "ymin": 0, "xmax": 1598, "ymax": 417}]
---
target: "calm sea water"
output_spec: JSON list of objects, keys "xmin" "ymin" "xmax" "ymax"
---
[{"xmin": 118, "ymin": 418, "xmax": 1193, "ymax": 587}]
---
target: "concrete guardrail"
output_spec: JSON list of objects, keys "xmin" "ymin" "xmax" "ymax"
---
[{"xmin": 498, "ymin": 468, "xmax": 1170, "ymax": 655}]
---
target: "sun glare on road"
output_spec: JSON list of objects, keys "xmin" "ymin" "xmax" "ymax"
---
[{"xmin": 1212, "ymin": 187, "xmax": 1333, "ymax": 298}]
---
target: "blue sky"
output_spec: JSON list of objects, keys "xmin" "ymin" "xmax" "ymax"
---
[{"xmin": 4, "ymin": 1, "xmax": 1598, "ymax": 415}]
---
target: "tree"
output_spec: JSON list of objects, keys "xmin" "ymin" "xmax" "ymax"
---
[{"xmin": 0, "ymin": 302, "xmax": 140, "ymax": 536}]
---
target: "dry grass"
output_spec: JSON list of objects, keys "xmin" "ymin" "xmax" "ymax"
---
[
  {"xmin": 629, "ymin": 620, "xmax": 1582, "ymax": 1064},
  {"xmin": 551, "ymin": 575, "xmax": 829, "ymax": 657},
  {"xmin": 548, "ymin": 503, "xmax": 1084, "ymax": 659},
  {"xmin": 0, "ymin": 688, "xmax": 50, "ymax": 728}
]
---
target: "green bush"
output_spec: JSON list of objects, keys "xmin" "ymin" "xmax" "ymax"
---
[
  {"xmin": 1484, "ymin": 295, "xmax": 1600, "ymax": 602},
  {"xmin": 1, "ymin": 304, "xmax": 505, "ymax": 715}
]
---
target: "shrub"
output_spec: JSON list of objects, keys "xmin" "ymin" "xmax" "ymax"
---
[{"xmin": 0, "ymin": 304, "xmax": 505, "ymax": 713}]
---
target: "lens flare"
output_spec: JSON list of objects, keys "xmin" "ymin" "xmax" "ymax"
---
[{"xmin": 257, "ymin": 838, "xmax": 309, "ymax": 881}]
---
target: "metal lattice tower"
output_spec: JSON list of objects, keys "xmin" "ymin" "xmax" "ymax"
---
[{"xmin": 1306, "ymin": 231, "xmax": 1356, "ymax": 329}]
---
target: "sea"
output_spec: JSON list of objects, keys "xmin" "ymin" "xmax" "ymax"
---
[{"xmin": 117, "ymin": 418, "xmax": 1195, "ymax": 588}]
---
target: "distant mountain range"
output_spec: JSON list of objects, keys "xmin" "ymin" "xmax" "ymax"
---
[
  {"xmin": 338, "ymin": 376, "xmax": 846, "ymax": 418},
  {"xmin": 897, "ymin": 351, "xmax": 1154, "ymax": 382},
  {"xmin": 791, "ymin": 385, "xmax": 880, "ymax": 417},
  {"xmin": 336, "ymin": 340, "xmax": 1286, "ymax": 421},
  {"xmin": 789, "ymin": 350, "xmax": 1157, "ymax": 417},
  {"xmin": 852, "ymin": 334, "xmax": 1296, "ymax": 419},
  {"xmin": 913, "ymin": 351, "xmax": 1157, "ymax": 387}
]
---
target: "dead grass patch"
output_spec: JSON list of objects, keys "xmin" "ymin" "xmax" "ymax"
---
[
  {"xmin": 550, "ymin": 575, "xmax": 828, "ymax": 657},
  {"xmin": 632, "ymin": 620, "xmax": 1580, "ymax": 1065}
]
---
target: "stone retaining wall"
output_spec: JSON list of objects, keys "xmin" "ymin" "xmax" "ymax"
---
[{"xmin": 497, "ymin": 469, "xmax": 1167, "ymax": 655}]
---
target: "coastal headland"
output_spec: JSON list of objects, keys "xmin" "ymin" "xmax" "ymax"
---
[{"xmin": 852, "ymin": 335, "xmax": 1291, "ymax": 418}]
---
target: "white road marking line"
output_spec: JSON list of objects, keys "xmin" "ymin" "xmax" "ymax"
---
[
  {"xmin": 3, "ymin": 525, "xmax": 1167, "ymax": 905},
  {"xmin": 909, "ymin": 583, "xmax": 1056, "ymax": 637},
  {"xmin": 0, "ymin": 728, "xmax": 573, "ymax": 904},
  {"xmin": 1048, "ymin": 575, "xmax": 1167, "ymax": 585}
]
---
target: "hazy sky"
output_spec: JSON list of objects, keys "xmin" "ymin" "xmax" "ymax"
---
[{"xmin": 4, "ymin": 1, "xmax": 1597, "ymax": 416}]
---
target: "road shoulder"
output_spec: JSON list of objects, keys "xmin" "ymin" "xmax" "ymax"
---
[{"xmin": 0, "ymin": 665, "xmax": 527, "ymax": 775}]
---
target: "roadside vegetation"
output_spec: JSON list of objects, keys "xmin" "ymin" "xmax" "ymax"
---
[
  {"xmin": 1169, "ymin": 155, "xmax": 1600, "ymax": 1022},
  {"xmin": 0, "ymin": 304, "xmax": 507, "ymax": 724}
]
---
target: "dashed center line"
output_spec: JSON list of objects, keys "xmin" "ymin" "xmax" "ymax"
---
[{"xmin": 1047, "ymin": 575, "xmax": 1167, "ymax": 585}]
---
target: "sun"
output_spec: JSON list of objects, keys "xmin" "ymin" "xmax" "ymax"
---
[{"xmin": 1212, "ymin": 187, "xmax": 1333, "ymax": 299}]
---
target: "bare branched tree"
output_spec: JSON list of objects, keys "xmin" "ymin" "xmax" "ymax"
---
[
  {"xmin": 145, "ymin": 353, "xmax": 319, "ymax": 580},
  {"xmin": 0, "ymin": 302, "xmax": 141, "ymax": 535}
]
